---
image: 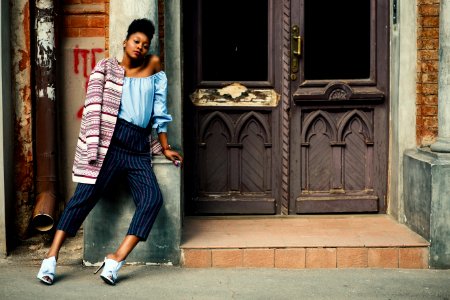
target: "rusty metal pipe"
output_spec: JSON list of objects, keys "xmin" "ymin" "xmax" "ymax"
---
[{"xmin": 32, "ymin": 0, "xmax": 57, "ymax": 232}]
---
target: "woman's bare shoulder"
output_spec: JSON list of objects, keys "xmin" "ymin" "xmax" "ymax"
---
[{"xmin": 149, "ymin": 55, "xmax": 162, "ymax": 73}]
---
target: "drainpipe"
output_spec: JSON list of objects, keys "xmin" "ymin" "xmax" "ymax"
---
[{"xmin": 31, "ymin": 0, "xmax": 57, "ymax": 231}]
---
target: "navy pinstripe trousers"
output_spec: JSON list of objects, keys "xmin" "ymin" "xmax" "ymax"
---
[{"xmin": 57, "ymin": 118, "xmax": 163, "ymax": 241}]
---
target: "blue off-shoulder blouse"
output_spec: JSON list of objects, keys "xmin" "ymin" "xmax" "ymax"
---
[{"xmin": 118, "ymin": 71, "xmax": 172, "ymax": 132}]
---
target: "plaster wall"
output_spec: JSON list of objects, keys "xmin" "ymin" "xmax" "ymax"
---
[
  {"xmin": 0, "ymin": 0, "xmax": 13, "ymax": 256},
  {"xmin": 59, "ymin": 37, "xmax": 106, "ymax": 201},
  {"xmin": 109, "ymin": 0, "xmax": 159, "ymax": 60},
  {"xmin": 389, "ymin": 0, "xmax": 417, "ymax": 221}
]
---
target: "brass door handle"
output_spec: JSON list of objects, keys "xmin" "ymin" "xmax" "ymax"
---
[
  {"xmin": 292, "ymin": 26, "xmax": 302, "ymax": 56},
  {"xmin": 291, "ymin": 25, "xmax": 301, "ymax": 80}
]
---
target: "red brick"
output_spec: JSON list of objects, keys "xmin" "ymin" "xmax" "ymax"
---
[
  {"xmin": 419, "ymin": 16, "xmax": 440, "ymax": 27},
  {"xmin": 63, "ymin": 27, "xmax": 80, "ymax": 37},
  {"xmin": 420, "ymin": 61, "xmax": 439, "ymax": 73},
  {"xmin": 275, "ymin": 248, "xmax": 306, "ymax": 269},
  {"xmin": 88, "ymin": 16, "xmax": 105, "ymax": 28},
  {"xmin": 417, "ymin": 38, "xmax": 439, "ymax": 50},
  {"xmin": 421, "ymin": 73, "xmax": 438, "ymax": 83},
  {"xmin": 399, "ymin": 248, "xmax": 428, "ymax": 269},
  {"xmin": 368, "ymin": 248, "xmax": 398, "ymax": 268},
  {"xmin": 243, "ymin": 249, "xmax": 274, "ymax": 268},
  {"xmin": 212, "ymin": 249, "xmax": 242, "ymax": 267},
  {"xmin": 66, "ymin": 15, "xmax": 89, "ymax": 28},
  {"xmin": 423, "ymin": 116, "xmax": 438, "ymax": 128},
  {"xmin": 423, "ymin": 95, "xmax": 438, "ymax": 105},
  {"xmin": 337, "ymin": 248, "xmax": 368, "ymax": 268},
  {"xmin": 79, "ymin": 28, "xmax": 105, "ymax": 37},
  {"xmin": 306, "ymin": 248, "xmax": 336, "ymax": 268},
  {"xmin": 421, "ymin": 105, "xmax": 438, "ymax": 116},
  {"xmin": 182, "ymin": 249, "xmax": 211, "ymax": 268},
  {"xmin": 418, "ymin": 28, "xmax": 439, "ymax": 39},
  {"xmin": 63, "ymin": 4, "xmax": 106, "ymax": 14},
  {"xmin": 417, "ymin": 106, "xmax": 422, "ymax": 118},
  {"xmin": 418, "ymin": 50, "xmax": 439, "ymax": 61},
  {"xmin": 418, "ymin": 0, "xmax": 440, "ymax": 4},
  {"xmin": 418, "ymin": 4, "xmax": 440, "ymax": 16},
  {"xmin": 422, "ymin": 83, "xmax": 438, "ymax": 95},
  {"xmin": 417, "ymin": 83, "xmax": 423, "ymax": 94}
]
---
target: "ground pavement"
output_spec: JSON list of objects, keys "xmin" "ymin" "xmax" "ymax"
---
[{"xmin": 0, "ymin": 258, "xmax": 449, "ymax": 300}]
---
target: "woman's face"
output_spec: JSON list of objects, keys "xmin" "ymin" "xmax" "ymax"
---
[{"xmin": 123, "ymin": 32, "xmax": 150, "ymax": 60}]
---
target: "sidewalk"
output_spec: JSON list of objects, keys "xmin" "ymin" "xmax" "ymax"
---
[{"xmin": 1, "ymin": 259, "xmax": 449, "ymax": 299}]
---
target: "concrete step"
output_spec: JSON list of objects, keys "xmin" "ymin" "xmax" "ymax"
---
[{"xmin": 180, "ymin": 215, "xmax": 429, "ymax": 269}]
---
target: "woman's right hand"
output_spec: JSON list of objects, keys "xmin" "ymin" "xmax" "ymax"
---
[{"xmin": 163, "ymin": 149, "xmax": 183, "ymax": 167}]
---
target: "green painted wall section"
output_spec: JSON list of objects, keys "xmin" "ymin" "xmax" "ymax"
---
[{"xmin": 404, "ymin": 148, "xmax": 450, "ymax": 269}]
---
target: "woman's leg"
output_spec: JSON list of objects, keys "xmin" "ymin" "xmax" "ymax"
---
[
  {"xmin": 46, "ymin": 230, "xmax": 68, "ymax": 260},
  {"xmin": 126, "ymin": 157, "xmax": 163, "ymax": 243},
  {"xmin": 106, "ymin": 235, "xmax": 140, "ymax": 262}
]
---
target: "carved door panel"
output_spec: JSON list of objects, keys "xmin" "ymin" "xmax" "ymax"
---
[{"xmin": 289, "ymin": 0, "xmax": 389, "ymax": 213}]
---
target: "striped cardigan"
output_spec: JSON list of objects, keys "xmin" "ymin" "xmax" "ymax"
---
[{"xmin": 72, "ymin": 58, "xmax": 125, "ymax": 184}]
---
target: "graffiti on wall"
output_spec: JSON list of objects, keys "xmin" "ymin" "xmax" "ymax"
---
[{"xmin": 73, "ymin": 46, "xmax": 104, "ymax": 119}]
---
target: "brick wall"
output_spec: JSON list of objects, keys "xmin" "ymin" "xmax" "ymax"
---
[
  {"xmin": 417, "ymin": 0, "xmax": 440, "ymax": 145},
  {"xmin": 63, "ymin": 0, "xmax": 109, "ymax": 54}
]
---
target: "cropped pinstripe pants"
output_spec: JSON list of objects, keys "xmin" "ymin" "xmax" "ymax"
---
[{"xmin": 57, "ymin": 118, "xmax": 163, "ymax": 241}]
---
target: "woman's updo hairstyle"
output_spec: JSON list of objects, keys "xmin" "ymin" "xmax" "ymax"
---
[{"xmin": 126, "ymin": 18, "xmax": 155, "ymax": 41}]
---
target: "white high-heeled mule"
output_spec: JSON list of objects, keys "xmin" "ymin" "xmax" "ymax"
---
[
  {"xmin": 37, "ymin": 256, "xmax": 57, "ymax": 285},
  {"xmin": 94, "ymin": 257, "xmax": 125, "ymax": 285}
]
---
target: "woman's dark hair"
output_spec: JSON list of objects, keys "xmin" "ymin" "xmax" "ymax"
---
[{"xmin": 126, "ymin": 18, "xmax": 155, "ymax": 41}]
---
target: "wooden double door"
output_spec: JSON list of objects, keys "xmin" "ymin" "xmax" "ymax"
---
[{"xmin": 183, "ymin": 0, "xmax": 389, "ymax": 215}]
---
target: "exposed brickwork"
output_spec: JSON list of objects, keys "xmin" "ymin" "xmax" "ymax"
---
[
  {"xmin": 62, "ymin": 0, "xmax": 109, "ymax": 51},
  {"xmin": 417, "ymin": 0, "xmax": 440, "ymax": 145}
]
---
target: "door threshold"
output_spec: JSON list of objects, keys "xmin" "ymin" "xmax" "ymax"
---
[{"xmin": 181, "ymin": 215, "xmax": 429, "ymax": 268}]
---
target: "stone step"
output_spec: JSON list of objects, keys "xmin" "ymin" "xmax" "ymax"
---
[{"xmin": 180, "ymin": 215, "xmax": 429, "ymax": 269}]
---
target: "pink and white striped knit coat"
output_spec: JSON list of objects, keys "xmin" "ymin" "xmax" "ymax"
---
[{"xmin": 72, "ymin": 58, "xmax": 125, "ymax": 184}]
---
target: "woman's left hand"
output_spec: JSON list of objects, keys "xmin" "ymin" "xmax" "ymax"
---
[{"xmin": 163, "ymin": 149, "xmax": 183, "ymax": 167}]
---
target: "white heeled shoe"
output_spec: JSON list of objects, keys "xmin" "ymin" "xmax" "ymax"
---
[
  {"xmin": 37, "ymin": 256, "xmax": 57, "ymax": 285},
  {"xmin": 94, "ymin": 257, "xmax": 125, "ymax": 285}
]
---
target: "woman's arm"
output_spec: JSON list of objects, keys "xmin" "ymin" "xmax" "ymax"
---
[{"xmin": 158, "ymin": 132, "xmax": 183, "ymax": 165}]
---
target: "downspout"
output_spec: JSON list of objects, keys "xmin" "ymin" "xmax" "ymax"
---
[{"xmin": 31, "ymin": 0, "xmax": 57, "ymax": 231}]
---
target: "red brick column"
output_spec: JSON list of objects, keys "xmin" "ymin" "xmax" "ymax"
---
[{"xmin": 417, "ymin": 0, "xmax": 440, "ymax": 145}]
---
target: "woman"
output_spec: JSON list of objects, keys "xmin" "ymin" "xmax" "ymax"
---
[{"xmin": 37, "ymin": 18, "xmax": 183, "ymax": 285}]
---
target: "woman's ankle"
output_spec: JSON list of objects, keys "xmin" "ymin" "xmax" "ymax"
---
[{"xmin": 106, "ymin": 253, "xmax": 124, "ymax": 262}]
